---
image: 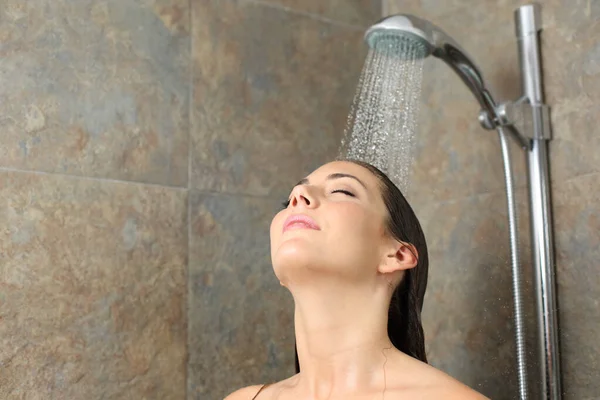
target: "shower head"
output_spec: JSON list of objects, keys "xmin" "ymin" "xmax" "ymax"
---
[
  {"xmin": 365, "ymin": 15, "xmax": 439, "ymax": 57},
  {"xmin": 365, "ymin": 14, "xmax": 497, "ymax": 118}
]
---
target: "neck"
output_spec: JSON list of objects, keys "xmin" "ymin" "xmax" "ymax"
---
[{"xmin": 291, "ymin": 278, "xmax": 396, "ymax": 397}]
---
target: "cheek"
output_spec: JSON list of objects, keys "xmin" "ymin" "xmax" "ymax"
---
[
  {"xmin": 270, "ymin": 215, "xmax": 278, "ymax": 236},
  {"xmin": 331, "ymin": 205, "xmax": 379, "ymax": 240},
  {"xmin": 326, "ymin": 206, "xmax": 382, "ymax": 270},
  {"xmin": 270, "ymin": 212, "xmax": 284, "ymax": 243}
]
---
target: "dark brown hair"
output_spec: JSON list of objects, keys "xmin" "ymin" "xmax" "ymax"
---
[{"xmin": 294, "ymin": 160, "xmax": 429, "ymax": 372}]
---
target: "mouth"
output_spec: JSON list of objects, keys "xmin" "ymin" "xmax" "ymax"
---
[{"xmin": 283, "ymin": 214, "xmax": 321, "ymax": 233}]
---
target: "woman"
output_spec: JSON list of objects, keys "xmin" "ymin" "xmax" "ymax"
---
[{"xmin": 225, "ymin": 160, "xmax": 488, "ymax": 399}]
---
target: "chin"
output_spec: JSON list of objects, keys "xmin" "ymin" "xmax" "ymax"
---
[
  {"xmin": 275, "ymin": 242, "xmax": 314, "ymax": 264},
  {"xmin": 272, "ymin": 242, "xmax": 322, "ymax": 276}
]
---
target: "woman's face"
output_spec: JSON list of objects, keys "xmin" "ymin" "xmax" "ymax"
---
[{"xmin": 270, "ymin": 161, "xmax": 391, "ymax": 286}]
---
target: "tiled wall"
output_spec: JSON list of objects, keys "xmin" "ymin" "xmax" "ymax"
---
[
  {"xmin": 0, "ymin": 0, "xmax": 377, "ymax": 399},
  {"xmin": 383, "ymin": 1, "xmax": 600, "ymax": 399},
  {"xmin": 7, "ymin": 0, "xmax": 596, "ymax": 399},
  {"xmin": 1, "ymin": 0, "xmax": 190, "ymax": 398}
]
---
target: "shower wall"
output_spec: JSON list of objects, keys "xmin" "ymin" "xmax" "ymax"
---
[
  {"xmin": 0, "ymin": 0, "xmax": 190, "ymax": 398},
  {"xmin": 383, "ymin": 1, "xmax": 600, "ymax": 399},
  {"xmin": 0, "ymin": 0, "xmax": 376, "ymax": 399}
]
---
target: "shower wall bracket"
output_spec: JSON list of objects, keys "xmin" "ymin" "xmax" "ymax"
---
[
  {"xmin": 496, "ymin": 101, "xmax": 552, "ymax": 140},
  {"xmin": 477, "ymin": 99, "xmax": 552, "ymax": 147}
]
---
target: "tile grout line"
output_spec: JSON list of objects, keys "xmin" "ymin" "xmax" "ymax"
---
[
  {"xmin": 186, "ymin": 0, "xmax": 193, "ymax": 397},
  {"xmin": 0, "ymin": 166, "xmax": 188, "ymax": 191},
  {"xmin": 241, "ymin": 0, "xmax": 366, "ymax": 31},
  {"xmin": 192, "ymin": 188, "xmax": 285, "ymax": 199},
  {"xmin": 4, "ymin": 166, "xmax": 584, "ymax": 205},
  {"xmin": 187, "ymin": 184, "xmax": 526, "ymax": 202}
]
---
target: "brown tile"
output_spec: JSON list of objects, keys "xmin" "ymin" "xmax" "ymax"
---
[
  {"xmin": 543, "ymin": 18, "xmax": 600, "ymax": 183},
  {"xmin": 541, "ymin": 0, "xmax": 599, "ymax": 34},
  {"xmin": 190, "ymin": 0, "xmax": 367, "ymax": 195},
  {"xmin": 0, "ymin": 171, "xmax": 187, "ymax": 399},
  {"xmin": 552, "ymin": 172, "xmax": 600, "ymax": 398},
  {"xmin": 411, "ymin": 188, "xmax": 538, "ymax": 399},
  {"xmin": 188, "ymin": 191, "xmax": 294, "ymax": 399},
  {"xmin": 385, "ymin": 0, "xmax": 540, "ymax": 23},
  {"xmin": 384, "ymin": 0, "xmax": 456, "ymax": 17},
  {"xmin": 256, "ymin": 0, "xmax": 381, "ymax": 26},
  {"xmin": 409, "ymin": 57, "xmax": 528, "ymax": 202},
  {"xmin": 0, "ymin": 0, "xmax": 190, "ymax": 186},
  {"xmin": 382, "ymin": 0, "xmax": 421, "ymax": 16}
]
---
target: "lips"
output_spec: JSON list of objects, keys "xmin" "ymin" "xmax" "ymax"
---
[{"xmin": 283, "ymin": 214, "xmax": 321, "ymax": 233}]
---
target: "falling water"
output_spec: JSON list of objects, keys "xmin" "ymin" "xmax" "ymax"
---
[{"xmin": 338, "ymin": 34, "xmax": 427, "ymax": 194}]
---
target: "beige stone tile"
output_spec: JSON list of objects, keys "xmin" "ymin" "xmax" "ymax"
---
[
  {"xmin": 0, "ymin": 170, "xmax": 187, "ymax": 399},
  {"xmin": 188, "ymin": 191, "xmax": 294, "ymax": 399},
  {"xmin": 190, "ymin": 0, "xmax": 367, "ymax": 196},
  {"xmin": 552, "ymin": 172, "xmax": 600, "ymax": 398},
  {"xmin": 543, "ymin": 18, "xmax": 600, "ymax": 183},
  {"xmin": 0, "ymin": 0, "xmax": 190, "ymax": 186},
  {"xmin": 409, "ymin": 51, "xmax": 528, "ymax": 203},
  {"xmin": 412, "ymin": 187, "xmax": 537, "ymax": 398},
  {"xmin": 385, "ymin": 0, "xmax": 541, "ymax": 23},
  {"xmin": 253, "ymin": 0, "xmax": 381, "ymax": 26}
]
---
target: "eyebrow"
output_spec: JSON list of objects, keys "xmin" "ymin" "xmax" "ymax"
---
[{"xmin": 296, "ymin": 173, "xmax": 368, "ymax": 190}]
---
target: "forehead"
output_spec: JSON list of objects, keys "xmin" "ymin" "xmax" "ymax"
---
[{"xmin": 307, "ymin": 161, "xmax": 379, "ymax": 191}]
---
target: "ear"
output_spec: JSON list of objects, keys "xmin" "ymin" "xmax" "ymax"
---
[{"xmin": 378, "ymin": 240, "xmax": 418, "ymax": 274}]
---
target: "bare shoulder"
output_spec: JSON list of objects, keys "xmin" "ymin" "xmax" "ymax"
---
[
  {"xmin": 392, "ymin": 355, "xmax": 489, "ymax": 399},
  {"xmin": 416, "ymin": 364, "xmax": 489, "ymax": 399},
  {"xmin": 426, "ymin": 381, "xmax": 490, "ymax": 400},
  {"xmin": 223, "ymin": 384, "xmax": 265, "ymax": 400}
]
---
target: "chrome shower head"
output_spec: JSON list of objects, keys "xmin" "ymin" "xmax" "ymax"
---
[
  {"xmin": 364, "ymin": 14, "xmax": 497, "ymax": 118},
  {"xmin": 365, "ymin": 15, "xmax": 437, "ymax": 57}
]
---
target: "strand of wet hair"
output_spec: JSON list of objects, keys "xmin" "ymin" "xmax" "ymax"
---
[{"xmin": 381, "ymin": 343, "xmax": 393, "ymax": 400}]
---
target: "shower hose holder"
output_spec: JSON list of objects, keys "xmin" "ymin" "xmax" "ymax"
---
[{"xmin": 478, "ymin": 99, "xmax": 552, "ymax": 145}]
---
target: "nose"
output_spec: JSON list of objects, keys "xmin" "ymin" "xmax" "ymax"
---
[{"xmin": 289, "ymin": 185, "xmax": 318, "ymax": 208}]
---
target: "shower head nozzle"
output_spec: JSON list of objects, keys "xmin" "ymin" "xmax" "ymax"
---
[
  {"xmin": 364, "ymin": 15, "xmax": 437, "ymax": 57},
  {"xmin": 364, "ymin": 14, "xmax": 497, "ymax": 118}
]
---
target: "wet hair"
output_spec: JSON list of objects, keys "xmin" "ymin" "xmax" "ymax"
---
[{"xmin": 294, "ymin": 160, "xmax": 429, "ymax": 372}]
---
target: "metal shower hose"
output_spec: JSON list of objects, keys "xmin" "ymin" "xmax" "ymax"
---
[{"xmin": 497, "ymin": 126, "xmax": 529, "ymax": 400}]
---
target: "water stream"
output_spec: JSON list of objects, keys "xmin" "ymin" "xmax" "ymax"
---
[{"xmin": 338, "ymin": 35, "xmax": 427, "ymax": 193}]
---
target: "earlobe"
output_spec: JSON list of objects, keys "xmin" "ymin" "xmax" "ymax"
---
[{"xmin": 379, "ymin": 250, "xmax": 406, "ymax": 274}]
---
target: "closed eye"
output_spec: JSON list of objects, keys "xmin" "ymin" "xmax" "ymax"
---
[
  {"xmin": 281, "ymin": 189, "xmax": 355, "ymax": 209},
  {"xmin": 332, "ymin": 189, "xmax": 355, "ymax": 197}
]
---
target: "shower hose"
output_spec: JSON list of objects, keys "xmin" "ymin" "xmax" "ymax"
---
[{"xmin": 496, "ymin": 126, "xmax": 529, "ymax": 400}]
